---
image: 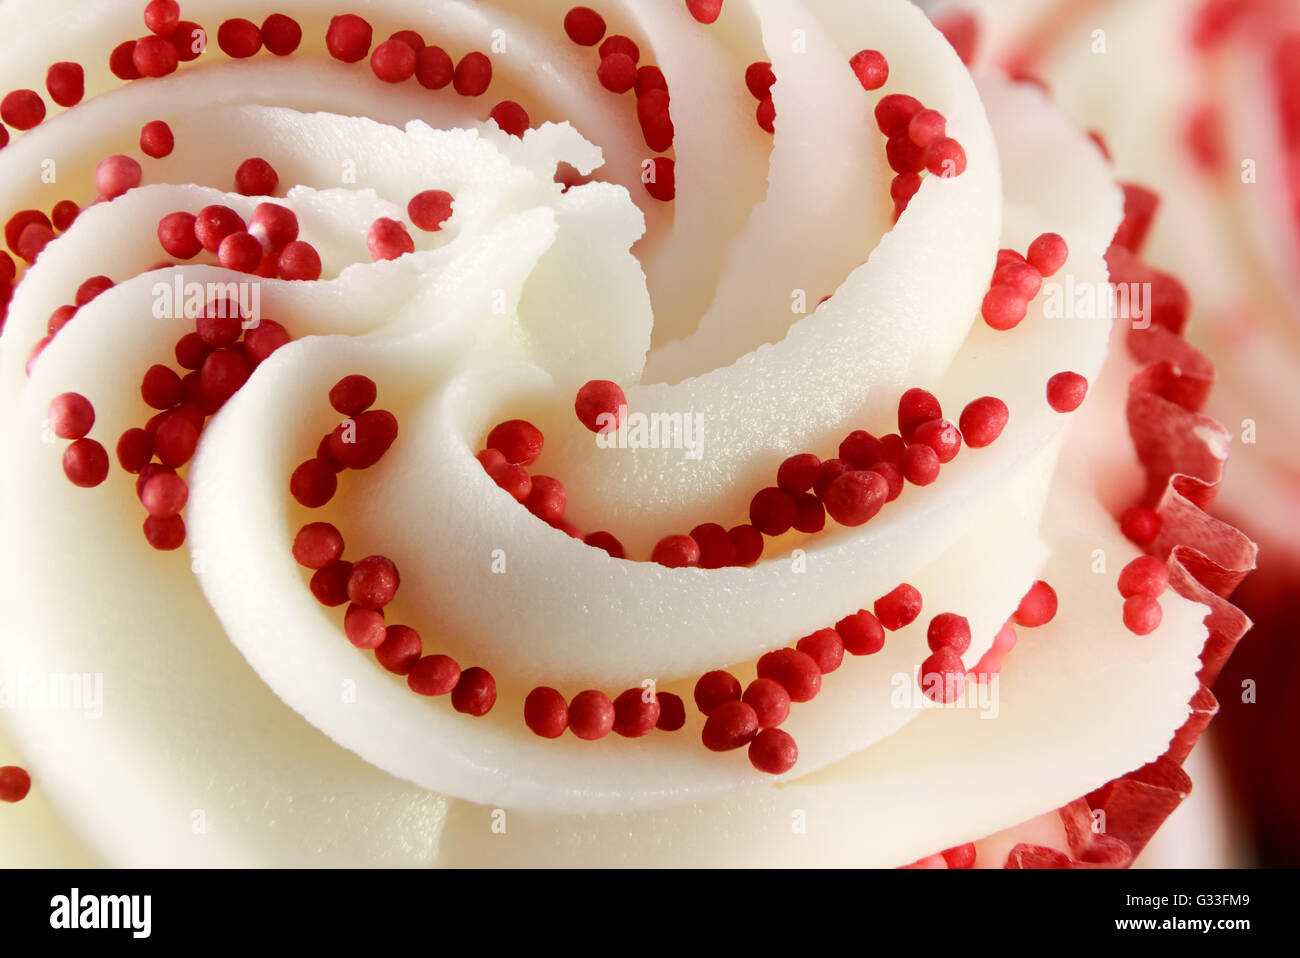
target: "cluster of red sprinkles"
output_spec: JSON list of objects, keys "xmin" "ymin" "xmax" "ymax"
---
[
  {"xmin": 0, "ymin": 766, "xmax": 31, "ymax": 804},
  {"xmin": 875, "ymin": 92, "xmax": 968, "ymax": 220}
]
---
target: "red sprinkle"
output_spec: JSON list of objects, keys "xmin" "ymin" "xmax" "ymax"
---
[
  {"xmin": 748, "ymin": 727, "xmax": 798, "ymax": 774},
  {"xmin": 652, "ymin": 534, "xmax": 700, "ymax": 568},
  {"xmin": 415, "ymin": 46, "xmax": 454, "ymax": 89},
  {"xmin": 575, "ymin": 380, "xmax": 626, "ymax": 434},
  {"xmin": 62, "ymin": 438, "xmax": 109, "ymax": 487},
  {"xmin": 347, "ymin": 555, "xmax": 400, "ymax": 609},
  {"xmin": 389, "ymin": 30, "xmax": 425, "ymax": 51},
  {"xmin": 942, "ymin": 843, "xmax": 977, "ymax": 868},
  {"xmin": 110, "ymin": 41, "xmax": 143, "ymax": 80},
  {"xmin": 694, "ymin": 670, "xmax": 742, "ymax": 715},
  {"xmin": 584, "ymin": 530, "xmax": 626, "ymax": 558},
  {"xmin": 0, "ymin": 766, "xmax": 32, "ymax": 803},
  {"xmin": 958, "ymin": 396, "xmax": 1009, "ymax": 448},
  {"xmin": 564, "ymin": 7, "xmax": 607, "ymax": 47},
  {"xmin": 525, "ymin": 687, "xmax": 570, "ymax": 738},
  {"xmin": 48, "ymin": 392, "xmax": 94, "ymax": 439},
  {"xmin": 643, "ymin": 156, "xmax": 676, "ymax": 202},
  {"xmin": 908, "ymin": 109, "xmax": 946, "ymax": 148},
  {"xmin": 1046, "ymin": 372, "xmax": 1088, "ymax": 413},
  {"xmin": 154, "ymin": 414, "xmax": 199, "ymax": 467},
  {"xmin": 637, "ymin": 89, "xmax": 674, "ymax": 152},
  {"xmin": 569, "ymin": 689, "xmax": 616, "ymax": 740},
  {"xmin": 133, "ymin": 35, "xmax": 179, "ymax": 77},
  {"xmin": 911, "ymin": 418, "xmax": 962, "ymax": 464},
  {"xmin": 702, "ymin": 700, "xmax": 758, "ymax": 752},
  {"xmin": 875, "ymin": 94, "xmax": 922, "ymax": 138},
  {"xmin": 777, "ymin": 453, "xmax": 821, "ymax": 495},
  {"xmin": 453, "ymin": 52, "xmax": 493, "ymax": 97},
  {"xmin": 277, "ymin": 241, "xmax": 322, "ymax": 281},
  {"xmin": 849, "ymin": 49, "xmax": 889, "ymax": 90},
  {"xmin": 1120, "ymin": 505, "xmax": 1162, "ymax": 547},
  {"xmin": 742, "ymin": 677, "xmax": 791, "ymax": 729},
  {"xmin": 409, "ymin": 654, "xmax": 461, "ymax": 694},
  {"xmin": 95, "ymin": 155, "xmax": 143, "ymax": 201},
  {"xmin": 994, "ymin": 260, "xmax": 1043, "ymax": 299},
  {"xmin": 1123, "ymin": 595, "xmax": 1162, "ymax": 635},
  {"xmin": 327, "ymin": 14, "xmax": 372, "ymax": 63},
  {"xmin": 249, "ymin": 203, "xmax": 298, "ymax": 251},
  {"xmin": 345, "ymin": 605, "xmax": 387, "ymax": 650},
  {"xmin": 919, "ymin": 647, "xmax": 966, "ymax": 703},
  {"xmin": 489, "ymin": 100, "xmax": 530, "ymax": 137},
  {"xmin": 1118, "ymin": 555, "xmax": 1169, "ymax": 598},
  {"xmin": 756, "ymin": 648, "xmax": 822, "ymax": 702},
  {"xmin": 328, "ymin": 409, "xmax": 399, "ymax": 469},
  {"xmin": 139, "ymin": 119, "xmax": 174, "ymax": 158},
  {"xmin": 756, "ymin": 98, "xmax": 776, "ymax": 134},
  {"xmin": 924, "ymin": 137, "xmax": 967, "ymax": 177},
  {"xmin": 116, "ymin": 428, "xmax": 153, "ymax": 473},
  {"xmin": 1027, "ymin": 232, "xmax": 1068, "ymax": 276},
  {"xmin": 836, "ymin": 609, "xmax": 886, "ymax": 655},
  {"xmin": 1013, "ymin": 580, "xmax": 1058, "ymax": 628},
  {"xmin": 197, "ymin": 299, "xmax": 242, "ymax": 346},
  {"xmin": 981, "ymin": 285, "xmax": 1028, "ymax": 331},
  {"xmin": 745, "ymin": 61, "xmax": 775, "ymax": 100},
  {"xmin": 451, "ymin": 668, "xmax": 497, "ymax": 716},
  {"xmin": 141, "ymin": 471, "xmax": 188, "ymax": 518},
  {"xmin": 926, "ymin": 613, "xmax": 972, "ymax": 654},
  {"xmin": 217, "ymin": 18, "xmax": 261, "ymax": 58},
  {"xmin": 218, "ymin": 231, "xmax": 263, "ymax": 272},
  {"xmin": 195, "ymin": 205, "xmax": 247, "ymax": 253},
  {"xmin": 487, "ymin": 419, "xmax": 543, "ymax": 465},
  {"xmin": 635, "ymin": 66, "xmax": 668, "ymax": 97},
  {"xmin": 170, "ymin": 21, "xmax": 207, "ymax": 62},
  {"xmin": 290, "ymin": 458, "xmax": 338, "ymax": 508},
  {"xmin": 310, "ymin": 562, "xmax": 353, "ymax": 607},
  {"xmin": 157, "ymin": 211, "xmax": 201, "ymax": 259},
  {"xmin": 822, "ymin": 470, "xmax": 887, "ymax": 527},
  {"xmin": 728, "ymin": 524, "xmax": 764, "ymax": 564},
  {"xmin": 656, "ymin": 691, "xmax": 686, "ymax": 731},
  {"xmin": 141, "ymin": 364, "xmax": 184, "ymax": 409},
  {"xmin": 490, "ymin": 462, "xmax": 532, "ymax": 502},
  {"xmin": 0, "ymin": 89, "xmax": 43, "ymax": 130},
  {"xmin": 898, "ymin": 388, "xmax": 942, "ymax": 442},
  {"xmin": 51, "ymin": 201, "xmax": 79, "ymax": 232},
  {"xmin": 235, "ymin": 157, "xmax": 278, "ymax": 196},
  {"xmin": 45, "ymin": 62, "xmax": 85, "ymax": 107},
  {"xmin": 371, "ymin": 38, "xmax": 417, "ymax": 82},
  {"xmin": 143, "ymin": 514, "xmax": 186, "ymax": 551},
  {"xmin": 796, "ymin": 628, "xmax": 845, "ymax": 674},
  {"xmin": 750, "ymin": 486, "xmax": 798, "ymax": 536},
  {"xmin": 598, "ymin": 53, "xmax": 639, "ymax": 94},
  {"xmin": 686, "ymin": 0, "xmax": 724, "ymax": 25},
  {"xmin": 886, "ymin": 135, "xmax": 925, "ymax": 174},
  {"xmin": 243, "ymin": 320, "xmax": 290, "ymax": 366},
  {"xmin": 875, "ymin": 584, "xmax": 923, "ymax": 631},
  {"xmin": 262, "ymin": 14, "xmax": 302, "ymax": 56},
  {"xmin": 612, "ymin": 687, "xmax": 661, "ymax": 737},
  {"xmin": 329, "ymin": 375, "xmax": 377, "ymax": 416},
  {"xmin": 376, "ymin": 625, "xmax": 423, "ymax": 675},
  {"xmin": 46, "ymin": 305, "xmax": 76, "ymax": 335},
  {"xmin": 367, "ymin": 217, "xmax": 415, "ymax": 261},
  {"xmin": 408, "ymin": 190, "xmax": 454, "ymax": 232},
  {"xmin": 292, "ymin": 522, "xmax": 344, "ymax": 569}
]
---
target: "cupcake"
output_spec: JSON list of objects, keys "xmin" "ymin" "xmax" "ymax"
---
[{"xmin": 0, "ymin": 0, "xmax": 1254, "ymax": 867}]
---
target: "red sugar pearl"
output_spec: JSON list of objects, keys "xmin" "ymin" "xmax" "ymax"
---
[
  {"xmin": 526, "ymin": 686, "xmax": 571, "ymax": 738},
  {"xmin": 143, "ymin": 514, "xmax": 186, "ymax": 551},
  {"xmin": 875, "ymin": 94, "xmax": 922, "ymax": 138},
  {"xmin": 62, "ymin": 438, "xmax": 109, "ymax": 487},
  {"xmin": 328, "ymin": 409, "xmax": 398, "ymax": 469},
  {"xmin": 792, "ymin": 493, "xmax": 826, "ymax": 533},
  {"xmin": 415, "ymin": 45, "xmax": 454, "ymax": 89},
  {"xmin": 919, "ymin": 647, "xmax": 966, "ymax": 703},
  {"xmin": 702, "ymin": 700, "xmax": 758, "ymax": 752},
  {"xmin": 236, "ymin": 157, "xmax": 278, "ymax": 196},
  {"xmin": 371, "ymin": 38, "xmax": 417, "ymax": 83},
  {"xmin": 329, "ymin": 375, "xmax": 377, "ymax": 416},
  {"xmin": 45, "ymin": 62, "xmax": 84, "ymax": 107},
  {"xmin": 140, "ymin": 471, "xmax": 188, "ymax": 518},
  {"xmin": 837, "ymin": 609, "xmax": 886, "ymax": 655},
  {"xmin": 154, "ymin": 414, "xmax": 198, "ymax": 467},
  {"xmin": 347, "ymin": 555, "xmax": 400, "ymax": 609},
  {"xmin": 655, "ymin": 691, "xmax": 686, "ymax": 731},
  {"xmin": 327, "ymin": 14, "xmax": 373, "ymax": 63},
  {"xmin": 849, "ymin": 49, "xmax": 889, "ymax": 90},
  {"xmin": 912, "ymin": 418, "xmax": 962, "ymax": 464},
  {"xmin": 598, "ymin": 53, "xmax": 639, "ymax": 94},
  {"xmin": 756, "ymin": 98, "xmax": 776, "ymax": 134},
  {"xmin": 1118, "ymin": 555, "xmax": 1169, "ymax": 598},
  {"xmin": 686, "ymin": 0, "xmax": 724, "ymax": 25},
  {"xmin": 1013, "ymin": 580, "xmax": 1058, "ymax": 628},
  {"xmin": 144, "ymin": 0, "xmax": 179, "ymax": 35},
  {"xmin": 413, "ymin": 655, "xmax": 465, "ymax": 691},
  {"xmin": 17, "ymin": 223, "xmax": 54, "ymax": 262},
  {"xmin": 244, "ymin": 319, "xmax": 290, "ymax": 366},
  {"xmin": 1123, "ymin": 595, "xmax": 1162, "ymax": 635},
  {"xmin": 290, "ymin": 458, "xmax": 338, "ymax": 508},
  {"xmin": 94, "ymin": 155, "xmax": 142, "ymax": 200},
  {"xmin": 750, "ymin": 486, "xmax": 797, "ymax": 536},
  {"xmin": 48, "ymin": 392, "xmax": 94, "ymax": 439},
  {"xmin": 942, "ymin": 843, "xmax": 977, "ymax": 869},
  {"xmin": 1047, "ymin": 372, "xmax": 1088, "ymax": 413},
  {"xmin": 644, "ymin": 156, "xmax": 676, "ymax": 202},
  {"xmin": 139, "ymin": 119, "xmax": 174, "ymax": 158},
  {"xmin": 453, "ymin": 52, "xmax": 493, "ymax": 97},
  {"xmin": 891, "ymin": 172, "xmax": 922, "ymax": 206},
  {"xmin": 996, "ymin": 248, "xmax": 1026, "ymax": 269},
  {"xmin": 898, "ymin": 388, "xmax": 942, "ymax": 442},
  {"xmin": 584, "ymin": 530, "xmax": 626, "ymax": 558},
  {"xmin": 637, "ymin": 89, "xmax": 675, "ymax": 152},
  {"xmin": 486, "ymin": 419, "xmax": 543, "ymax": 466},
  {"xmin": 452, "ymin": 668, "xmax": 497, "ymax": 716},
  {"xmin": 109, "ymin": 41, "xmax": 143, "ymax": 80},
  {"xmin": 141, "ymin": 364, "xmax": 183, "ymax": 409},
  {"xmin": 317, "ymin": 435, "xmax": 345, "ymax": 473},
  {"xmin": 408, "ymin": 190, "xmax": 454, "ymax": 232},
  {"xmin": 652, "ymin": 534, "xmax": 700, "ymax": 568},
  {"xmin": 376, "ymin": 625, "xmax": 422, "ymax": 675},
  {"xmin": 217, "ymin": 18, "xmax": 261, "ymax": 58},
  {"xmin": 195, "ymin": 205, "xmax": 246, "ymax": 253},
  {"xmin": 599, "ymin": 34, "xmax": 639, "ymax": 62},
  {"xmin": 524, "ymin": 475, "xmax": 566, "ymax": 524},
  {"xmin": 869, "ymin": 461, "xmax": 904, "ymax": 502},
  {"xmin": 1027, "ymin": 232, "xmax": 1068, "ymax": 276},
  {"xmin": 823, "ymin": 470, "xmax": 887, "ymax": 527},
  {"xmin": 389, "ymin": 30, "xmax": 425, "ymax": 51},
  {"xmin": 345, "ymin": 605, "xmax": 387, "ymax": 650},
  {"xmin": 982, "ymin": 285, "xmax": 1028, "ymax": 331},
  {"xmin": 292, "ymin": 522, "xmax": 344, "ymax": 569},
  {"xmin": 742, "ymin": 678, "xmax": 791, "ymax": 729},
  {"xmin": 908, "ymin": 109, "xmax": 946, "ymax": 148},
  {"xmin": 875, "ymin": 584, "xmax": 922, "ymax": 631},
  {"xmin": 924, "ymin": 137, "xmax": 967, "ymax": 177},
  {"xmin": 1120, "ymin": 505, "xmax": 1162, "ymax": 547},
  {"xmin": 310, "ymin": 561, "xmax": 352, "ymax": 607},
  {"xmin": 636, "ymin": 65, "xmax": 668, "ymax": 97},
  {"xmin": 757, "ymin": 648, "xmax": 822, "ymax": 703},
  {"xmin": 0, "ymin": 766, "xmax": 32, "ymax": 803},
  {"xmin": 116, "ymin": 428, "xmax": 153, "ymax": 473},
  {"xmin": 927, "ymin": 612, "xmax": 972, "ymax": 654},
  {"xmin": 777, "ymin": 453, "xmax": 821, "ymax": 495},
  {"xmin": 489, "ymin": 100, "xmax": 530, "ymax": 138},
  {"xmin": 797, "ymin": 628, "xmax": 845, "ymax": 674},
  {"xmin": 745, "ymin": 61, "xmax": 775, "ymax": 100},
  {"xmin": 367, "ymin": 217, "xmax": 414, "ymax": 262},
  {"xmin": 218, "ymin": 231, "xmax": 263, "ymax": 272},
  {"xmin": 728, "ymin": 524, "xmax": 764, "ymax": 564},
  {"xmin": 569, "ymin": 689, "xmax": 615, "ymax": 740},
  {"xmin": 261, "ymin": 14, "xmax": 302, "ymax": 56},
  {"xmin": 813, "ymin": 458, "xmax": 852, "ymax": 499},
  {"xmin": 47, "ymin": 305, "xmax": 76, "ymax": 335},
  {"xmin": 6, "ymin": 209, "xmax": 51, "ymax": 255},
  {"xmin": 994, "ymin": 260, "xmax": 1043, "ymax": 298},
  {"xmin": 565, "ymin": 7, "xmax": 607, "ymax": 46},
  {"xmin": 749, "ymin": 727, "xmax": 798, "ymax": 774},
  {"xmin": 278, "ymin": 241, "xmax": 322, "ymax": 281},
  {"xmin": 575, "ymin": 379, "xmax": 626, "ymax": 434},
  {"xmin": 170, "ymin": 21, "xmax": 206, "ymax": 62},
  {"xmin": 613, "ymin": 687, "xmax": 661, "ymax": 737},
  {"xmin": 959, "ymin": 396, "xmax": 1009, "ymax": 448},
  {"xmin": 694, "ymin": 670, "xmax": 741, "ymax": 715},
  {"xmin": 490, "ymin": 462, "xmax": 532, "ymax": 502},
  {"xmin": 197, "ymin": 300, "xmax": 243, "ymax": 346},
  {"xmin": 133, "ymin": 35, "xmax": 179, "ymax": 77},
  {"xmin": 249, "ymin": 203, "xmax": 298, "ymax": 251},
  {"xmin": 1, "ymin": 89, "xmax": 44, "ymax": 129},
  {"xmin": 887, "ymin": 135, "xmax": 926, "ymax": 174},
  {"xmin": 158, "ymin": 211, "xmax": 202, "ymax": 259}
]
